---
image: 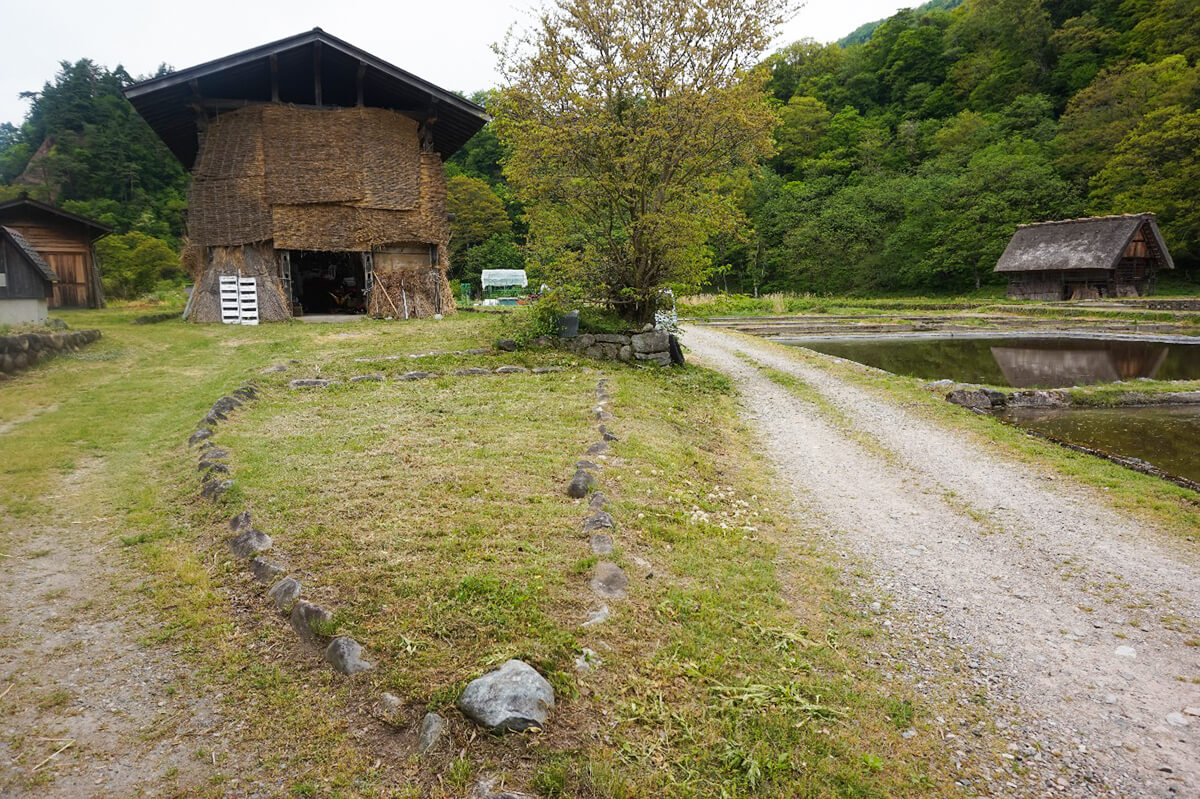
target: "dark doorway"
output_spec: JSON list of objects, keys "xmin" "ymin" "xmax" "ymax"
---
[{"xmin": 288, "ymin": 251, "xmax": 367, "ymax": 315}]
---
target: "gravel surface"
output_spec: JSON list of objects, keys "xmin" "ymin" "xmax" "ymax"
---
[{"xmin": 686, "ymin": 325, "xmax": 1199, "ymax": 799}]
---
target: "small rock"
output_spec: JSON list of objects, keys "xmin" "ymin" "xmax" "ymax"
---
[
  {"xmin": 901, "ymin": 728, "xmax": 917, "ymax": 739},
  {"xmin": 250, "ymin": 557, "xmax": 285, "ymax": 583},
  {"xmin": 495, "ymin": 365, "xmax": 529, "ymax": 374},
  {"xmin": 418, "ymin": 712, "xmax": 447, "ymax": 753},
  {"xmin": 199, "ymin": 461, "xmax": 230, "ymax": 476},
  {"xmin": 290, "ymin": 600, "xmax": 333, "ymax": 643},
  {"xmin": 376, "ymin": 691, "xmax": 403, "ymax": 724},
  {"xmin": 589, "ymin": 534, "xmax": 613, "ymax": 555},
  {"xmin": 946, "ymin": 388, "xmax": 1006, "ymax": 410},
  {"xmin": 201, "ymin": 478, "xmax": 233, "ymax": 500},
  {"xmin": 618, "ymin": 345, "xmax": 633, "ymax": 361},
  {"xmin": 495, "ymin": 339, "xmax": 518, "ymax": 352},
  {"xmin": 261, "ymin": 364, "xmax": 288, "ymax": 374},
  {"xmin": 229, "ymin": 510, "xmax": 253, "ymax": 533},
  {"xmin": 599, "ymin": 426, "xmax": 619, "ymax": 442},
  {"xmin": 575, "ymin": 648, "xmax": 601, "ymax": 672},
  {"xmin": 188, "ymin": 428, "xmax": 213, "ymax": 446},
  {"xmin": 433, "ymin": 313, "xmax": 444, "ymax": 321},
  {"xmin": 585, "ymin": 441, "xmax": 609, "ymax": 456},
  {"xmin": 397, "ymin": 371, "xmax": 436, "ymax": 381},
  {"xmin": 582, "ymin": 604, "xmax": 610, "ymax": 627},
  {"xmin": 453, "ymin": 367, "xmax": 492, "ymax": 376},
  {"xmin": 1114, "ymin": 645, "xmax": 1137, "ymax": 658},
  {"xmin": 229, "ymin": 528, "xmax": 272, "ymax": 558},
  {"xmin": 582, "ymin": 511, "xmax": 614, "ymax": 532},
  {"xmin": 324, "ymin": 636, "xmax": 372, "ymax": 675},
  {"xmin": 588, "ymin": 492, "xmax": 607, "ymax": 511},
  {"xmin": 289, "ymin": 378, "xmax": 331, "ymax": 389},
  {"xmin": 1165, "ymin": 712, "xmax": 1189, "ymax": 727},
  {"xmin": 634, "ymin": 351, "xmax": 671, "ymax": 367},
  {"xmin": 267, "ymin": 577, "xmax": 301, "ymax": 612},
  {"xmin": 590, "ymin": 561, "xmax": 628, "ymax": 598},
  {"xmin": 923, "ymin": 379, "xmax": 956, "ymax": 391},
  {"xmin": 567, "ymin": 470, "xmax": 597, "ymax": 498},
  {"xmin": 575, "ymin": 459, "xmax": 599, "ymax": 470},
  {"xmin": 350, "ymin": 374, "xmax": 384, "ymax": 382},
  {"xmin": 469, "ymin": 778, "xmax": 535, "ymax": 799},
  {"xmin": 457, "ymin": 659, "xmax": 555, "ymax": 732},
  {"xmin": 532, "ymin": 366, "xmax": 564, "ymax": 374},
  {"xmin": 869, "ymin": 601, "xmax": 883, "ymax": 615}
]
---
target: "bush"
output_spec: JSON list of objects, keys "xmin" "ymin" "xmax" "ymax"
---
[{"xmin": 95, "ymin": 232, "xmax": 181, "ymax": 299}]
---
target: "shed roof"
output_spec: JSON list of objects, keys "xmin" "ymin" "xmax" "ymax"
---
[
  {"xmin": 481, "ymin": 269, "xmax": 528, "ymax": 288},
  {"xmin": 124, "ymin": 28, "xmax": 489, "ymax": 169},
  {"xmin": 0, "ymin": 196, "xmax": 112, "ymax": 240},
  {"xmin": 994, "ymin": 213, "xmax": 1174, "ymax": 274},
  {"xmin": 2, "ymin": 226, "xmax": 59, "ymax": 284}
]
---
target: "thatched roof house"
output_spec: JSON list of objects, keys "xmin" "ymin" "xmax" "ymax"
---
[
  {"xmin": 124, "ymin": 29, "xmax": 488, "ymax": 322},
  {"xmin": 0, "ymin": 196, "xmax": 109, "ymax": 309},
  {"xmin": 995, "ymin": 213, "xmax": 1174, "ymax": 301},
  {"xmin": 0, "ymin": 226, "xmax": 59, "ymax": 324}
]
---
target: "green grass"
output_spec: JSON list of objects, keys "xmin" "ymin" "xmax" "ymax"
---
[{"xmin": 0, "ymin": 308, "xmax": 967, "ymax": 797}]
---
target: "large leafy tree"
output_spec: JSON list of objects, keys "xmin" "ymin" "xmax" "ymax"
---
[{"xmin": 494, "ymin": 0, "xmax": 793, "ymax": 320}]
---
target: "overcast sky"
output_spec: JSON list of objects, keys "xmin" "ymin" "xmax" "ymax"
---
[{"xmin": 1, "ymin": 0, "xmax": 914, "ymax": 128}]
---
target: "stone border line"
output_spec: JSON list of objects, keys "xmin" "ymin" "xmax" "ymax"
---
[{"xmin": 0, "ymin": 329, "xmax": 102, "ymax": 377}]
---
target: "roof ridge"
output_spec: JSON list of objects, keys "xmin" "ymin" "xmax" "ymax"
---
[{"xmin": 1016, "ymin": 213, "xmax": 1156, "ymax": 230}]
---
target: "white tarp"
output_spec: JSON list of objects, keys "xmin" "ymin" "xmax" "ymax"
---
[{"xmin": 481, "ymin": 269, "xmax": 528, "ymax": 289}]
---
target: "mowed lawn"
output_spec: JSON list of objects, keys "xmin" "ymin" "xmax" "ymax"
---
[{"xmin": 0, "ymin": 308, "xmax": 955, "ymax": 798}]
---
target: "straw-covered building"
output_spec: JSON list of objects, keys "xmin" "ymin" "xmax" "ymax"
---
[
  {"xmin": 125, "ymin": 29, "xmax": 488, "ymax": 321},
  {"xmin": 994, "ymin": 213, "xmax": 1174, "ymax": 301}
]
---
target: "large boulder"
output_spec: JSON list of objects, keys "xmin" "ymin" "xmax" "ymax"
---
[
  {"xmin": 457, "ymin": 659, "xmax": 555, "ymax": 732},
  {"xmin": 631, "ymin": 329, "xmax": 669, "ymax": 354}
]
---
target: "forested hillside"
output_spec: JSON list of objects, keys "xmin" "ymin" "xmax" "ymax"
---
[{"xmin": 1, "ymin": 0, "xmax": 1197, "ymax": 299}]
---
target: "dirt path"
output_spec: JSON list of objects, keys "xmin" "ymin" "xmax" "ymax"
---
[
  {"xmin": 685, "ymin": 326, "xmax": 1199, "ymax": 799},
  {"xmin": 0, "ymin": 459, "xmax": 246, "ymax": 798}
]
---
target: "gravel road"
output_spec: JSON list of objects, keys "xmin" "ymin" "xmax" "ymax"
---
[{"xmin": 685, "ymin": 325, "xmax": 1199, "ymax": 798}]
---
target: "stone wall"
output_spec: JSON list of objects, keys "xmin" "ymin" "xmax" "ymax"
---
[
  {"xmin": 0, "ymin": 329, "xmax": 101, "ymax": 376},
  {"xmin": 553, "ymin": 329, "xmax": 680, "ymax": 366}
]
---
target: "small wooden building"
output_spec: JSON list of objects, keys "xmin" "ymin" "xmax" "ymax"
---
[
  {"xmin": 0, "ymin": 196, "xmax": 109, "ymax": 309},
  {"xmin": 995, "ymin": 213, "xmax": 1174, "ymax": 301},
  {"xmin": 124, "ymin": 29, "xmax": 488, "ymax": 322},
  {"xmin": 0, "ymin": 226, "xmax": 59, "ymax": 325}
]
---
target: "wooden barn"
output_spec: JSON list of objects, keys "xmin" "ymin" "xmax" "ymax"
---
[
  {"xmin": 995, "ymin": 213, "xmax": 1174, "ymax": 301},
  {"xmin": 0, "ymin": 196, "xmax": 109, "ymax": 309},
  {"xmin": 123, "ymin": 28, "xmax": 488, "ymax": 322},
  {"xmin": 0, "ymin": 226, "xmax": 58, "ymax": 325}
]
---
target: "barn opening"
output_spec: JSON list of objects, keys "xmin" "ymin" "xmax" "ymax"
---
[{"xmin": 286, "ymin": 250, "xmax": 368, "ymax": 315}]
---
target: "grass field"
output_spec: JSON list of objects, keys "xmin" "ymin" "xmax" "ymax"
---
[{"xmin": 1, "ymin": 308, "xmax": 968, "ymax": 797}]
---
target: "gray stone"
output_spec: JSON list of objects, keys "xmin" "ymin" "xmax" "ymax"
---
[
  {"xmin": 250, "ymin": 557, "xmax": 285, "ymax": 583},
  {"xmin": 418, "ymin": 712, "xmax": 448, "ymax": 753},
  {"xmin": 531, "ymin": 366, "xmax": 564, "ymax": 374},
  {"xmin": 229, "ymin": 528, "xmax": 272, "ymax": 559},
  {"xmin": 324, "ymin": 636, "xmax": 372, "ymax": 675},
  {"xmin": 495, "ymin": 339, "xmax": 518, "ymax": 352},
  {"xmin": 1166, "ymin": 712, "xmax": 1189, "ymax": 727},
  {"xmin": 350, "ymin": 374, "xmax": 385, "ymax": 382},
  {"xmin": 199, "ymin": 447, "xmax": 229, "ymax": 462},
  {"xmin": 267, "ymin": 577, "xmax": 302, "ymax": 612},
  {"xmin": 575, "ymin": 334, "xmax": 596, "ymax": 349},
  {"xmin": 946, "ymin": 388, "xmax": 1006, "ymax": 409},
  {"xmin": 261, "ymin": 364, "xmax": 288, "ymax": 374},
  {"xmin": 585, "ymin": 441, "xmax": 609, "ymax": 456},
  {"xmin": 290, "ymin": 600, "xmax": 334, "ymax": 643},
  {"xmin": 229, "ymin": 510, "xmax": 253, "ymax": 533},
  {"xmin": 233, "ymin": 384, "xmax": 259, "ymax": 401},
  {"xmin": 453, "ymin": 367, "xmax": 492, "ymax": 376},
  {"xmin": 1006, "ymin": 390, "xmax": 1068, "ymax": 408},
  {"xmin": 469, "ymin": 779, "xmax": 535, "ymax": 799},
  {"xmin": 593, "ymin": 334, "xmax": 631, "ymax": 345},
  {"xmin": 588, "ymin": 491, "xmax": 607, "ymax": 511},
  {"xmin": 634, "ymin": 351, "xmax": 672, "ymax": 367},
  {"xmin": 376, "ymin": 691, "xmax": 403, "ymax": 724},
  {"xmin": 631, "ymin": 329, "xmax": 669, "ymax": 354},
  {"xmin": 583, "ymin": 511, "xmax": 615, "ymax": 533},
  {"xmin": 529, "ymin": 336, "xmax": 554, "ymax": 349},
  {"xmin": 575, "ymin": 459, "xmax": 599, "ymax": 470},
  {"xmin": 495, "ymin": 365, "xmax": 530, "ymax": 374},
  {"xmin": 584, "ymin": 344, "xmax": 605, "ymax": 360},
  {"xmin": 188, "ymin": 428, "xmax": 213, "ymax": 446},
  {"xmin": 923, "ymin": 379, "xmax": 956, "ymax": 391},
  {"xmin": 641, "ymin": 323, "xmax": 655, "ymax": 332},
  {"xmin": 398, "ymin": 371, "xmax": 437, "ymax": 381},
  {"xmin": 589, "ymin": 534, "xmax": 614, "ymax": 555},
  {"xmin": 590, "ymin": 561, "xmax": 628, "ymax": 598},
  {"xmin": 582, "ymin": 604, "xmax": 610, "ymax": 627},
  {"xmin": 198, "ymin": 461, "xmax": 230, "ymax": 477},
  {"xmin": 289, "ymin": 378, "xmax": 331, "ymax": 389},
  {"xmin": 457, "ymin": 659, "xmax": 555, "ymax": 732},
  {"xmin": 601, "ymin": 429, "xmax": 619, "ymax": 442},
  {"xmin": 566, "ymin": 470, "xmax": 597, "ymax": 498},
  {"xmin": 201, "ymin": 478, "xmax": 233, "ymax": 500},
  {"xmin": 464, "ymin": 347, "xmax": 491, "ymax": 355},
  {"xmin": 575, "ymin": 648, "xmax": 601, "ymax": 672}
]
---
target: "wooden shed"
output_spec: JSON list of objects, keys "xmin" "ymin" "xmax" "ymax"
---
[
  {"xmin": 995, "ymin": 213, "xmax": 1174, "ymax": 301},
  {"xmin": 123, "ymin": 28, "xmax": 488, "ymax": 322},
  {"xmin": 0, "ymin": 226, "xmax": 58, "ymax": 325},
  {"xmin": 0, "ymin": 196, "xmax": 109, "ymax": 309}
]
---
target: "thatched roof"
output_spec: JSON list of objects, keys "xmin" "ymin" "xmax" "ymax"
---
[
  {"xmin": 994, "ymin": 213, "xmax": 1174, "ymax": 274},
  {"xmin": 0, "ymin": 195, "xmax": 112, "ymax": 240},
  {"xmin": 124, "ymin": 28, "xmax": 489, "ymax": 169},
  {"xmin": 2, "ymin": 226, "xmax": 58, "ymax": 283}
]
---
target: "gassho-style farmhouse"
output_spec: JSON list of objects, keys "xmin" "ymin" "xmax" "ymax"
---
[{"xmin": 124, "ymin": 29, "xmax": 488, "ymax": 323}]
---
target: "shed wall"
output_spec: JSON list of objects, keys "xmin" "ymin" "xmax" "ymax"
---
[{"xmin": 0, "ymin": 239, "xmax": 53, "ymax": 300}]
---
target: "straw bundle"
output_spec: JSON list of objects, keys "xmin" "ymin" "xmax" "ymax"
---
[
  {"xmin": 188, "ymin": 244, "xmax": 291, "ymax": 323},
  {"xmin": 369, "ymin": 267, "xmax": 456, "ymax": 319}
]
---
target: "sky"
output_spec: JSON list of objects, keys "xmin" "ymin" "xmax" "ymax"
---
[{"xmin": 0, "ymin": 0, "xmax": 916, "ymax": 128}]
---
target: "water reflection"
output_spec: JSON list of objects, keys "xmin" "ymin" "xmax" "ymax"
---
[{"xmin": 793, "ymin": 336, "xmax": 1200, "ymax": 388}]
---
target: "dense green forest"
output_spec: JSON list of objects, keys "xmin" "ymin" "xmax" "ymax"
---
[{"xmin": 2, "ymin": 0, "xmax": 1198, "ymax": 298}]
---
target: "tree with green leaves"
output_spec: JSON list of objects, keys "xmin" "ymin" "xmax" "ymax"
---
[
  {"xmin": 94, "ymin": 231, "xmax": 180, "ymax": 299},
  {"xmin": 494, "ymin": 0, "xmax": 793, "ymax": 321}
]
